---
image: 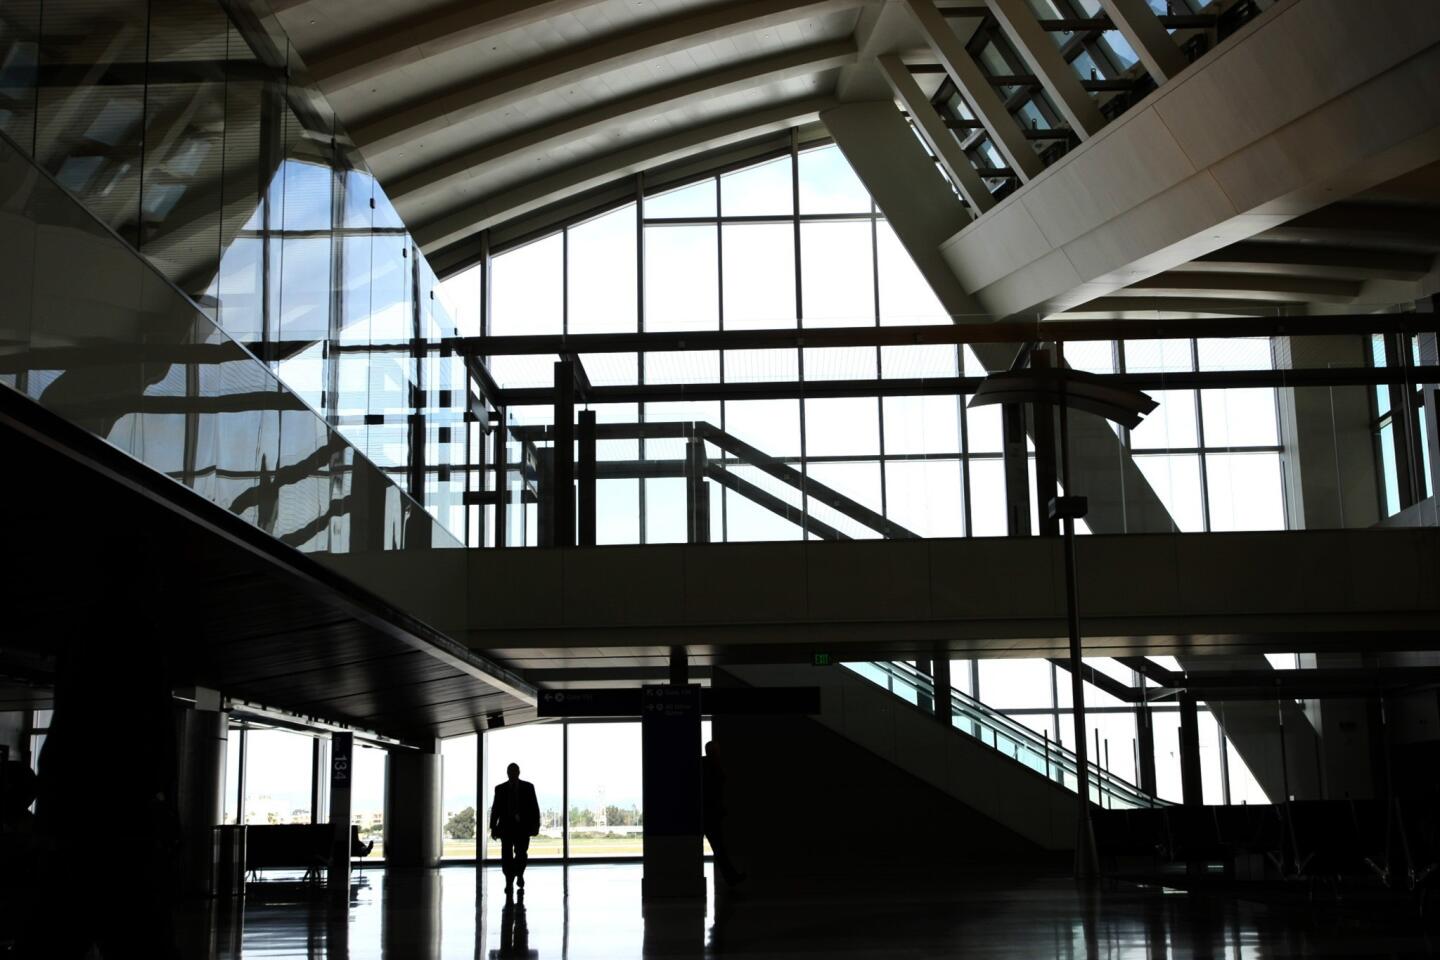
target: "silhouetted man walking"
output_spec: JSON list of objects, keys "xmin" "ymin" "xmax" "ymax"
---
[{"xmin": 490, "ymin": 762, "xmax": 540, "ymax": 896}]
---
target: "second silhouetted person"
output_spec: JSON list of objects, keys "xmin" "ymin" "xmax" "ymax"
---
[{"xmin": 490, "ymin": 762, "xmax": 540, "ymax": 895}]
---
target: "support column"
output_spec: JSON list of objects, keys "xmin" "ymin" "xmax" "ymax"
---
[
  {"xmin": 1002, "ymin": 402, "xmax": 1032, "ymax": 535},
  {"xmin": 1420, "ymin": 332, "xmax": 1440, "ymax": 498},
  {"xmin": 931, "ymin": 656, "xmax": 953, "ymax": 725},
  {"xmin": 329, "ymin": 732, "xmax": 353, "ymax": 898},
  {"xmin": 175, "ymin": 695, "xmax": 227, "ymax": 897},
  {"xmin": 1032, "ymin": 353, "xmax": 1059, "ymax": 537},
  {"xmin": 552, "ymin": 361, "xmax": 576, "ymax": 547},
  {"xmin": 1178, "ymin": 693, "xmax": 1203, "ymax": 806},
  {"xmin": 476, "ymin": 730, "xmax": 486, "ymax": 866},
  {"xmin": 820, "ymin": 100, "xmax": 979, "ymax": 314},
  {"xmin": 915, "ymin": 659, "xmax": 935, "ymax": 715},
  {"xmin": 578, "ymin": 409, "xmax": 597, "ymax": 546},
  {"xmin": 492, "ymin": 408, "xmax": 508, "ymax": 548},
  {"xmin": 384, "ymin": 740, "xmax": 443, "ymax": 868},
  {"xmin": 1135, "ymin": 700, "xmax": 1158, "ymax": 797},
  {"xmin": 903, "ymin": 0, "xmax": 1045, "ymax": 180},
  {"xmin": 988, "ymin": 0, "xmax": 1104, "ymax": 137},
  {"xmin": 642, "ymin": 681, "xmax": 704, "ymax": 900},
  {"xmin": 536, "ymin": 447, "xmax": 555, "ymax": 548},
  {"xmin": 1096, "ymin": 0, "xmax": 1188, "ymax": 83},
  {"xmin": 685, "ymin": 435, "xmax": 710, "ymax": 544}
]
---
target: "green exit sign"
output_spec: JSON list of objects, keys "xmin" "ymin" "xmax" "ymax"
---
[{"xmin": 812, "ymin": 653, "xmax": 833, "ymax": 667}]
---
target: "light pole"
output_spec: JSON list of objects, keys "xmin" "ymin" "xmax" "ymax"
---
[{"xmin": 969, "ymin": 342, "xmax": 1156, "ymax": 882}]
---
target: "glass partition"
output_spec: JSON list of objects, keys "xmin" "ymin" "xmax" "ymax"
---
[{"xmin": 0, "ymin": 0, "xmax": 473, "ymax": 542}]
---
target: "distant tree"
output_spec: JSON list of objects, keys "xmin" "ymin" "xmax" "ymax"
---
[
  {"xmin": 604, "ymin": 805, "xmax": 644, "ymax": 827},
  {"xmin": 445, "ymin": 806, "xmax": 477, "ymax": 840},
  {"xmin": 569, "ymin": 805, "xmax": 595, "ymax": 827}
]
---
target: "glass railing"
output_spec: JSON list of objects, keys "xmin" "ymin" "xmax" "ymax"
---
[
  {"xmin": 480, "ymin": 320, "xmax": 1440, "ymax": 547},
  {"xmin": 846, "ymin": 660, "xmax": 1166, "ymax": 810},
  {"xmin": 0, "ymin": 125, "xmax": 461, "ymax": 558}
]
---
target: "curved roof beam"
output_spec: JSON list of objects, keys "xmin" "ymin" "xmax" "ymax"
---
[
  {"xmin": 388, "ymin": 40, "xmax": 857, "ymax": 207},
  {"xmin": 413, "ymin": 96, "xmax": 838, "ymax": 254},
  {"xmin": 348, "ymin": 0, "xmax": 865, "ymax": 162},
  {"xmin": 304, "ymin": 0, "xmax": 601, "ymax": 93}
]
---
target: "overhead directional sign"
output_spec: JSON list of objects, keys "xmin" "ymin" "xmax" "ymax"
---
[{"xmin": 537, "ymin": 688, "xmax": 641, "ymax": 717}]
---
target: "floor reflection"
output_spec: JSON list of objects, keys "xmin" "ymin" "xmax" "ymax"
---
[{"xmin": 197, "ymin": 862, "xmax": 1438, "ymax": 959}]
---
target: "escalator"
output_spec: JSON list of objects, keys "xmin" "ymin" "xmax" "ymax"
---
[
  {"xmin": 718, "ymin": 658, "xmax": 1166, "ymax": 866},
  {"xmin": 846, "ymin": 660, "xmax": 1163, "ymax": 811}
]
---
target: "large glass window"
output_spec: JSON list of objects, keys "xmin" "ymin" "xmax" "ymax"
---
[
  {"xmin": 352, "ymin": 743, "xmax": 387, "ymax": 860},
  {"xmin": 441, "ymin": 735, "xmax": 478, "ymax": 860},
  {"xmin": 242, "ymin": 728, "xmax": 314, "ymax": 826},
  {"xmin": 483, "ymin": 724, "xmax": 564, "ymax": 861},
  {"xmin": 458, "ymin": 143, "xmax": 1291, "ymax": 547},
  {"xmin": 567, "ymin": 722, "xmax": 644, "ymax": 858}
]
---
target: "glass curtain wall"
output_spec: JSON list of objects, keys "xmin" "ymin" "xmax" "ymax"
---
[
  {"xmin": 219, "ymin": 723, "xmax": 327, "ymax": 827},
  {"xmin": 0, "ymin": 0, "xmax": 470, "ymax": 541},
  {"xmin": 241, "ymin": 727, "xmax": 315, "ymax": 825},
  {"xmin": 446, "ymin": 142, "xmax": 1290, "ymax": 545}
]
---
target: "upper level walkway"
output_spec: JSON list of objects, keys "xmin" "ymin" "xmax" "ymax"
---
[{"xmin": 327, "ymin": 527, "xmax": 1440, "ymax": 673}]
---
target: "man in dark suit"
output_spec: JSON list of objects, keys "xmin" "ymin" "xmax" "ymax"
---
[{"xmin": 490, "ymin": 762, "xmax": 540, "ymax": 895}]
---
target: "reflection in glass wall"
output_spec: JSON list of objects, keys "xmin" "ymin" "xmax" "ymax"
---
[{"xmin": 1, "ymin": 0, "xmax": 469, "ymax": 542}]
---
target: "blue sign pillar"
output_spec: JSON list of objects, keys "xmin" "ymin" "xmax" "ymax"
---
[{"xmin": 641, "ymin": 684, "xmax": 704, "ymax": 899}]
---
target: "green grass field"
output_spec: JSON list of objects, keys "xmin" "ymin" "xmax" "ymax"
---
[{"xmin": 434, "ymin": 835, "xmax": 648, "ymax": 860}]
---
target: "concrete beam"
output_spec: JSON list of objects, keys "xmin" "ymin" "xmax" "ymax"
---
[
  {"xmin": 1193, "ymin": 242, "xmax": 1438, "ymax": 282},
  {"xmin": 941, "ymin": 0, "xmax": 1440, "ymax": 318},
  {"xmin": 1096, "ymin": 0, "xmax": 1188, "ymax": 83},
  {"xmin": 820, "ymin": 99, "xmax": 981, "ymax": 319},
  {"xmin": 348, "ymin": 0, "xmax": 862, "ymax": 163},
  {"xmin": 902, "ymin": 0, "xmax": 1045, "ymax": 180},
  {"xmin": 823, "ymin": 98, "xmax": 1175, "ymax": 537},
  {"xmin": 1116, "ymin": 270, "xmax": 1364, "ymax": 304},
  {"xmin": 1261, "ymin": 202, "xmax": 1440, "ymax": 250},
  {"xmin": 986, "ymin": 0, "xmax": 1105, "ymax": 138},
  {"xmin": 305, "ymin": 0, "xmax": 594, "ymax": 93},
  {"xmin": 389, "ymin": 41, "xmax": 857, "ymax": 208},
  {"xmin": 876, "ymin": 54, "xmax": 994, "ymax": 214},
  {"xmin": 415, "ymin": 97, "xmax": 836, "ymax": 254}
]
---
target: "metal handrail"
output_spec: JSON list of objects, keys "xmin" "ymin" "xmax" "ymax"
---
[{"xmin": 851, "ymin": 660, "xmax": 1168, "ymax": 809}]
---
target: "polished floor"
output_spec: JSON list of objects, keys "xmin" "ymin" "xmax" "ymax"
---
[{"xmin": 188, "ymin": 863, "xmax": 1439, "ymax": 958}]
